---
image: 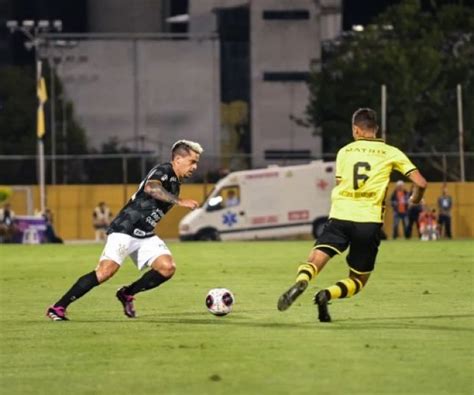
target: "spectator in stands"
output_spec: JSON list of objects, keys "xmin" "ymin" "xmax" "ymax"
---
[
  {"xmin": 391, "ymin": 180, "xmax": 409, "ymax": 239},
  {"xmin": 43, "ymin": 208, "xmax": 63, "ymax": 244},
  {"xmin": 437, "ymin": 185, "xmax": 453, "ymax": 239},
  {"xmin": 407, "ymin": 187, "xmax": 423, "ymax": 239},
  {"xmin": 419, "ymin": 206, "xmax": 439, "ymax": 241},
  {"xmin": 0, "ymin": 203, "xmax": 16, "ymax": 243},
  {"xmin": 93, "ymin": 202, "xmax": 112, "ymax": 242}
]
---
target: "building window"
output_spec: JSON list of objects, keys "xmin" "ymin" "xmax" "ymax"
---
[
  {"xmin": 262, "ymin": 10, "xmax": 310, "ymax": 20},
  {"xmin": 263, "ymin": 72, "xmax": 310, "ymax": 82}
]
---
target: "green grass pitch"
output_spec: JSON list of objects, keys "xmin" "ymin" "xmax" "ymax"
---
[{"xmin": 0, "ymin": 240, "xmax": 473, "ymax": 395}]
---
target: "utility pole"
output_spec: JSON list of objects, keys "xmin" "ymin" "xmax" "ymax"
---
[
  {"xmin": 457, "ymin": 84, "xmax": 465, "ymax": 182},
  {"xmin": 6, "ymin": 19, "xmax": 63, "ymax": 212}
]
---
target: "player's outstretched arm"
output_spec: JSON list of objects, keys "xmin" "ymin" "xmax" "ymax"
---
[
  {"xmin": 408, "ymin": 170, "xmax": 428, "ymax": 204},
  {"xmin": 144, "ymin": 180, "xmax": 198, "ymax": 209},
  {"xmin": 178, "ymin": 199, "xmax": 199, "ymax": 210}
]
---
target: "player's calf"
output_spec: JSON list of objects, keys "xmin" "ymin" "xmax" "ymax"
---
[
  {"xmin": 314, "ymin": 277, "xmax": 365, "ymax": 322},
  {"xmin": 277, "ymin": 262, "xmax": 318, "ymax": 311}
]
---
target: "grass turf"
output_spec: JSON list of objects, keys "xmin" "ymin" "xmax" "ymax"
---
[{"xmin": 0, "ymin": 240, "xmax": 473, "ymax": 395}]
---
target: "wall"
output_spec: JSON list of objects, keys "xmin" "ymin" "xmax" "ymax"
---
[
  {"xmin": 250, "ymin": 0, "xmax": 322, "ymax": 167},
  {"xmin": 88, "ymin": 0, "xmax": 165, "ymax": 33},
  {"xmin": 6, "ymin": 184, "xmax": 213, "ymax": 240},
  {"xmin": 57, "ymin": 38, "xmax": 220, "ymax": 157},
  {"xmin": 4, "ymin": 182, "xmax": 473, "ymax": 241}
]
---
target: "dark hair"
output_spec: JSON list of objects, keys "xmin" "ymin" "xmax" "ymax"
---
[{"xmin": 352, "ymin": 108, "xmax": 378, "ymax": 131}]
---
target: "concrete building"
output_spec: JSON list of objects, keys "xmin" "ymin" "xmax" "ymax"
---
[
  {"xmin": 88, "ymin": 0, "xmax": 172, "ymax": 33},
  {"xmin": 51, "ymin": 0, "xmax": 341, "ymax": 173},
  {"xmin": 189, "ymin": 0, "xmax": 341, "ymax": 167},
  {"xmin": 51, "ymin": 37, "xmax": 220, "ymax": 161}
]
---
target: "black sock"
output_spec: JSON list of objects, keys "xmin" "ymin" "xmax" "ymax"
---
[
  {"xmin": 54, "ymin": 271, "xmax": 100, "ymax": 308},
  {"xmin": 125, "ymin": 270, "xmax": 171, "ymax": 296}
]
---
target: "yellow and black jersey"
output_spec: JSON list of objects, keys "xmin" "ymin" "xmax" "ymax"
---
[{"xmin": 329, "ymin": 138, "xmax": 416, "ymax": 223}]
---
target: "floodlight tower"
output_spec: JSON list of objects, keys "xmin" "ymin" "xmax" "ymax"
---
[{"xmin": 6, "ymin": 19, "xmax": 63, "ymax": 213}]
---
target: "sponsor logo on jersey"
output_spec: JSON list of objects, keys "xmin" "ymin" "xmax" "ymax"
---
[{"xmin": 145, "ymin": 208, "xmax": 165, "ymax": 227}]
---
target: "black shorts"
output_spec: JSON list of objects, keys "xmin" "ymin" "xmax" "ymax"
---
[{"xmin": 314, "ymin": 219, "xmax": 382, "ymax": 274}]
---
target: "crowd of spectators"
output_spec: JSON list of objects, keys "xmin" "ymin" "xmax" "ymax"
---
[{"xmin": 391, "ymin": 183, "xmax": 453, "ymax": 241}]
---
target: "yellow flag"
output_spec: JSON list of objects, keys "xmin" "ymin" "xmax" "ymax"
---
[{"xmin": 37, "ymin": 77, "xmax": 47, "ymax": 138}]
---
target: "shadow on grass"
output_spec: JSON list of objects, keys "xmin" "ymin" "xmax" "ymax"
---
[
  {"xmin": 331, "ymin": 313, "xmax": 474, "ymax": 332},
  {"xmin": 38, "ymin": 312, "xmax": 474, "ymax": 332}
]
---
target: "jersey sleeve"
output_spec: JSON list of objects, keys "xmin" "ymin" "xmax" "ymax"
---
[
  {"xmin": 148, "ymin": 164, "xmax": 171, "ymax": 183},
  {"xmin": 392, "ymin": 148, "xmax": 417, "ymax": 176}
]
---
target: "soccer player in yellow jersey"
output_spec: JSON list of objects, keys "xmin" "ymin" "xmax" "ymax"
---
[{"xmin": 277, "ymin": 108, "xmax": 428, "ymax": 322}]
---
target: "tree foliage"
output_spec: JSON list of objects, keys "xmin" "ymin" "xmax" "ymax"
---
[
  {"xmin": 306, "ymin": 0, "xmax": 474, "ymax": 156},
  {"xmin": 0, "ymin": 65, "xmax": 88, "ymax": 156}
]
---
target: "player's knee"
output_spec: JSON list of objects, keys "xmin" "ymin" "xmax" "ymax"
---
[
  {"xmin": 159, "ymin": 264, "xmax": 175, "ymax": 278},
  {"xmin": 95, "ymin": 260, "xmax": 120, "ymax": 283},
  {"xmin": 152, "ymin": 258, "xmax": 176, "ymax": 278}
]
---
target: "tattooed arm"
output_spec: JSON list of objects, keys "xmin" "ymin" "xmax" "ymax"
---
[
  {"xmin": 144, "ymin": 180, "xmax": 199, "ymax": 209},
  {"xmin": 144, "ymin": 180, "xmax": 179, "ymax": 204}
]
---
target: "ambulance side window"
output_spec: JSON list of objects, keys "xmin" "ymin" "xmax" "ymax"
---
[{"xmin": 206, "ymin": 186, "xmax": 240, "ymax": 212}]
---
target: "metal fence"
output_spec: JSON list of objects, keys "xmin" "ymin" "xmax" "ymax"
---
[{"xmin": 0, "ymin": 152, "xmax": 472, "ymax": 185}]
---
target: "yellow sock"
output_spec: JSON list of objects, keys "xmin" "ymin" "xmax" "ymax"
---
[
  {"xmin": 326, "ymin": 278, "xmax": 363, "ymax": 300},
  {"xmin": 295, "ymin": 262, "xmax": 318, "ymax": 283}
]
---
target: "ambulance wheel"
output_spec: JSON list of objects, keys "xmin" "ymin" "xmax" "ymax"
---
[
  {"xmin": 312, "ymin": 218, "xmax": 328, "ymax": 239},
  {"xmin": 196, "ymin": 228, "xmax": 221, "ymax": 241}
]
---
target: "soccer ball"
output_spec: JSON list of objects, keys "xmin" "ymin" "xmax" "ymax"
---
[{"xmin": 205, "ymin": 288, "xmax": 234, "ymax": 316}]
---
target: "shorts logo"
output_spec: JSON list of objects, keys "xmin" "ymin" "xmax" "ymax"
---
[
  {"xmin": 133, "ymin": 229, "xmax": 146, "ymax": 237},
  {"xmin": 118, "ymin": 243, "xmax": 128, "ymax": 258}
]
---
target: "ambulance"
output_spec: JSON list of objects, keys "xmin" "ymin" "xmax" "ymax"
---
[{"xmin": 179, "ymin": 161, "xmax": 335, "ymax": 241}]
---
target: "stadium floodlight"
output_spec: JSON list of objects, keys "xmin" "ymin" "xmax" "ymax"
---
[
  {"xmin": 352, "ymin": 25, "xmax": 364, "ymax": 32},
  {"xmin": 22, "ymin": 20, "xmax": 35, "ymax": 28},
  {"xmin": 5, "ymin": 18, "xmax": 63, "ymax": 213},
  {"xmin": 6, "ymin": 20, "xmax": 18, "ymax": 32},
  {"xmin": 38, "ymin": 20, "xmax": 50, "ymax": 30},
  {"xmin": 53, "ymin": 20, "xmax": 63, "ymax": 31}
]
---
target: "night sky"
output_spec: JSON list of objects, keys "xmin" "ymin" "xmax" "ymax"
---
[
  {"xmin": 4, "ymin": 0, "xmax": 473, "ymax": 65},
  {"xmin": 7, "ymin": 0, "xmax": 404, "ymax": 35}
]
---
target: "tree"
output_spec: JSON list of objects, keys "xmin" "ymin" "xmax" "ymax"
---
[
  {"xmin": 305, "ymin": 0, "xmax": 473, "ymax": 168},
  {"xmin": 0, "ymin": 65, "xmax": 88, "ymax": 155},
  {"xmin": 0, "ymin": 65, "xmax": 88, "ymax": 183}
]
